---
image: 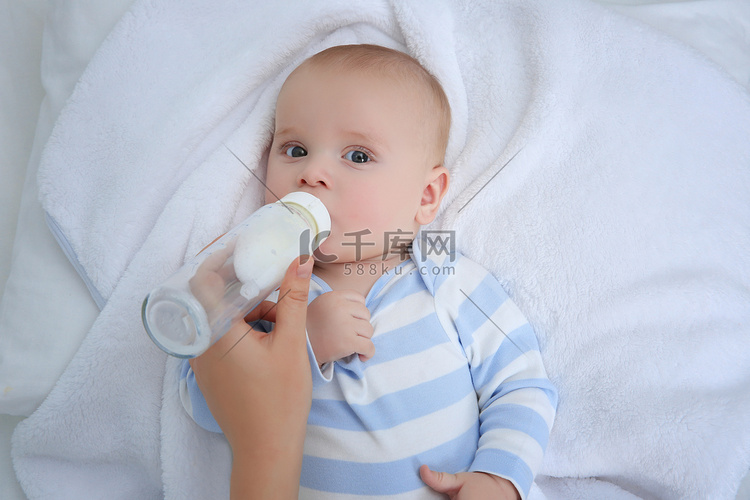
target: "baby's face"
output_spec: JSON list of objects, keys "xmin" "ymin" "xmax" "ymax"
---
[{"xmin": 265, "ymin": 62, "xmax": 437, "ymax": 264}]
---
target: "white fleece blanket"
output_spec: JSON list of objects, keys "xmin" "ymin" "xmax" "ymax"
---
[{"xmin": 13, "ymin": 0, "xmax": 750, "ymax": 498}]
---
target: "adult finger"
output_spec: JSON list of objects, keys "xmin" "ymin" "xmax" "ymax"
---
[
  {"xmin": 273, "ymin": 256, "xmax": 313, "ymax": 348},
  {"xmin": 243, "ymin": 300, "xmax": 279, "ymax": 324}
]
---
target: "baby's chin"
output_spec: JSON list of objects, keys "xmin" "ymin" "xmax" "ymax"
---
[
  {"xmin": 311, "ymin": 247, "xmax": 353, "ymax": 265},
  {"xmin": 310, "ymin": 241, "xmax": 386, "ymax": 265},
  {"xmin": 311, "ymin": 239, "xmax": 341, "ymax": 264}
]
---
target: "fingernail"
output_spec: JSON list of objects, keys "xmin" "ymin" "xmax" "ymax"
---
[{"xmin": 297, "ymin": 255, "xmax": 313, "ymax": 277}]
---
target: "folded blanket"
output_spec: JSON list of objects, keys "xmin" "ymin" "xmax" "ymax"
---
[{"xmin": 13, "ymin": 0, "xmax": 750, "ymax": 498}]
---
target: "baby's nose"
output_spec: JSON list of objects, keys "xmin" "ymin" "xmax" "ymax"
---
[{"xmin": 298, "ymin": 158, "xmax": 331, "ymax": 188}]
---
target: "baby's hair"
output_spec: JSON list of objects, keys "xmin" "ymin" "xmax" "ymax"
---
[{"xmin": 300, "ymin": 44, "xmax": 451, "ymax": 165}]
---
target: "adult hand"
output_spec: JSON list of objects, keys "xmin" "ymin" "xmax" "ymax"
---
[{"xmin": 190, "ymin": 256, "xmax": 314, "ymax": 500}]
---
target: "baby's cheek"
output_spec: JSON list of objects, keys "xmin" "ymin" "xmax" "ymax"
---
[
  {"xmin": 340, "ymin": 193, "xmax": 382, "ymax": 231},
  {"xmin": 262, "ymin": 177, "xmax": 284, "ymax": 204},
  {"xmin": 351, "ymin": 190, "xmax": 398, "ymax": 229}
]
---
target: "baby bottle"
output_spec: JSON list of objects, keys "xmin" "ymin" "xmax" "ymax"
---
[{"xmin": 142, "ymin": 191, "xmax": 330, "ymax": 358}]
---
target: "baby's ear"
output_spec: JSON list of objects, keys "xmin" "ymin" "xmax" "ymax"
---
[{"xmin": 416, "ymin": 166, "xmax": 449, "ymax": 225}]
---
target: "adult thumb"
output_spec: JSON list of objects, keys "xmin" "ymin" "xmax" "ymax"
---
[
  {"xmin": 419, "ymin": 465, "xmax": 461, "ymax": 494},
  {"xmin": 273, "ymin": 255, "xmax": 314, "ymax": 346}
]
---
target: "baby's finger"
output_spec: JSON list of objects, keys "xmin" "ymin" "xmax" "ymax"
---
[
  {"xmin": 351, "ymin": 309, "xmax": 371, "ymax": 322},
  {"xmin": 355, "ymin": 319, "xmax": 375, "ymax": 339},
  {"xmin": 347, "ymin": 301, "xmax": 371, "ymax": 321},
  {"xmin": 341, "ymin": 289, "xmax": 367, "ymax": 304},
  {"xmin": 355, "ymin": 337, "xmax": 376, "ymax": 361}
]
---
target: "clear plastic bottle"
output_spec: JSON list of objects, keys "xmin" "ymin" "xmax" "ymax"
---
[{"xmin": 142, "ymin": 191, "xmax": 330, "ymax": 358}]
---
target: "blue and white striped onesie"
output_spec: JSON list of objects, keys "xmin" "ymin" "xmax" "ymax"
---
[{"xmin": 181, "ymin": 237, "xmax": 557, "ymax": 499}]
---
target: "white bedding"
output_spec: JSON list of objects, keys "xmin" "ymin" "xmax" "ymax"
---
[{"xmin": 1, "ymin": 1, "xmax": 749, "ymax": 499}]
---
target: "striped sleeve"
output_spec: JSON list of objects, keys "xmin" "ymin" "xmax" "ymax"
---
[
  {"xmin": 179, "ymin": 358, "xmax": 222, "ymax": 433},
  {"xmin": 436, "ymin": 256, "xmax": 557, "ymax": 499}
]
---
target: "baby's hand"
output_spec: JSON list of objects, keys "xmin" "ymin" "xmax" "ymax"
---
[
  {"xmin": 419, "ymin": 466, "xmax": 520, "ymax": 500},
  {"xmin": 307, "ymin": 290, "xmax": 375, "ymax": 365}
]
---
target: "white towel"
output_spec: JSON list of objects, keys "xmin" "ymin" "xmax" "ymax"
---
[{"xmin": 13, "ymin": 0, "xmax": 750, "ymax": 498}]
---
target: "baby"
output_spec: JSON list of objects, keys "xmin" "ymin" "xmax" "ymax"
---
[{"xmin": 182, "ymin": 44, "xmax": 557, "ymax": 499}]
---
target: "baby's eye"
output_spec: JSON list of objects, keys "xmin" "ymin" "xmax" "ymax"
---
[
  {"xmin": 285, "ymin": 145, "xmax": 307, "ymax": 158},
  {"xmin": 345, "ymin": 150, "xmax": 370, "ymax": 163}
]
